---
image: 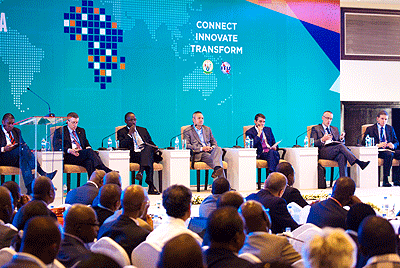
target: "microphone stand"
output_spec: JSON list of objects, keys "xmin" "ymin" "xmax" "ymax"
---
[
  {"xmin": 99, "ymin": 131, "xmax": 118, "ymax": 150},
  {"xmin": 293, "ymin": 129, "xmax": 310, "ymax": 148},
  {"xmin": 233, "ymin": 133, "xmax": 244, "ymax": 148},
  {"xmin": 167, "ymin": 125, "xmax": 195, "ymax": 150},
  {"xmin": 27, "ymin": 87, "xmax": 55, "ymax": 117}
]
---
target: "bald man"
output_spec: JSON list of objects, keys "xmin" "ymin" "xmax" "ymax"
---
[
  {"xmin": 92, "ymin": 184, "xmax": 121, "ymax": 226},
  {"xmin": 239, "ymin": 201, "xmax": 301, "ymax": 265},
  {"xmin": 92, "ymin": 171, "xmax": 121, "ymax": 207},
  {"xmin": 65, "ymin": 170, "xmax": 105, "ymax": 205},
  {"xmin": 307, "ymin": 177, "xmax": 361, "ymax": 229},
  {"xmin": 97, "ymin": 185, "xmax": 150, "ymax": 256},
  {"xmin": 57, "ymin": 204, "xmax": 99, "ymax": 268},
  {"xmin": 0, "ymin": 186, "xmax": 17, "ymax": 249},
  {"xmin": 246, "ymin": 172, "xmax": 299, "ymax": 233}
]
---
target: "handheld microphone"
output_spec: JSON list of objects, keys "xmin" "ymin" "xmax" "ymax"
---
[
  {"xmin": 233, "ymin": 133, "xmax": 244, "ymax": 148},
  {"xmin": 293, "ymin": 128, "xmax": 313, "ymax": 148},
  {"xmin": 99, "ymin": 130, "xmax": 118, "ymax": 150},
  {"xmin": 26, "ymin": 87, "xmax": 55, "ymax": 117},
  {"xmin": 167, "ymin": 125, "xmax": 196, "ymax": 150}
]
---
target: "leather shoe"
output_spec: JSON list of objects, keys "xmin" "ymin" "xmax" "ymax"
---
[
  {"xmin": 393, "ymin": 182, "xmax": 400, "ymax": 186},
  {"xmin": 46, "ymin": 170, "xmax": 58, "ymax": 180},
  {"xmin": 135, "ymin": 172, "xmax": 143, "ymax": 181},
  {"xmin": 148, "ymin": 188, "xmax": 160, "ymax": 195},
  {"xmin": 358, "ymin": 160, "xmax": 370, "ymax": 170},
  {"xmin": 382, "ymin": 182, "xmax": 392, "ymax": 187},
  {"xmin": 211, "ymin": 167, "xmax": 224, "ymax": 178}
]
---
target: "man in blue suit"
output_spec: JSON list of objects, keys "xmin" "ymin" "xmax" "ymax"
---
[
  {"xmin": 245, "ymin": 113, "xmax": 279, "ymax": 172},
  {"xmin": 363, "ymin": 110, "xmax": 400, "ymax": 187}
]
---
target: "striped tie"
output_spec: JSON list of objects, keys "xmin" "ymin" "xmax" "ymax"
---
[
  {"xmin": 72, "ymin": 131, "xmax": 82, "ymax": 149},
  {"xmin": 8, "ymin": 132, "xmax": 15, "ymax": 145}
]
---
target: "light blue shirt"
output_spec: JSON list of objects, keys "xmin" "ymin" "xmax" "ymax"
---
[{"xmin": 194, "ymin": 125, "xmax": 207, "ymax": 147}]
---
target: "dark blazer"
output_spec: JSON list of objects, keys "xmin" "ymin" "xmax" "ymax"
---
[
  {"xmin": 311, "ymin": 124, "xmax": 341, "ymax": 149},
  {"xmin": 281, "ymin": 186, "xmax": 308, "ymax": 208},
  {"xmin": 246, "ymin": 189, "xmax": 299, "ymax": 234},
  {"xmin": 0, "ymin": 127, "xmax": 22, "ymax": 148},
  {"xmin": 65, "ymin": 182, "xmax": 99, "ymax": 205},
  {"xmin": 205, "ymin": 247, "xmax": 256, "ymax": 268},
  {"xmin": 57, "ymin": 234, "xmax": 91, "ymax": 268},
  {"xmin": 362, "ymin": 124, "xmax": 399, "ymax": 149},
  {"xmin": 97, "ymin": 214, "xmax": 150, "ymax": 256},
  {"xmin": 0, "ymin": 127, "xmax": 23, "ymax": 166},
  {"xmin": 53, "ymin": 126, "xmax": 91, "ymax": 153},
  {"xmin": 117, "ymin": 126, "xmax": 155, "ymax": 150},
  {"xmin": 306, "ymin": 198, "xmax": 348, "ymax": 229},
  {"xmin": 183, "ymin": 125, "xmax": 218, "ymax": 162},
  {"xmin": 93, "ymin": 205, "xmax": 114, "ymax": 226},
  {"xmin": 0, "ymin": 224, "xmax": 17, "ymax": 249},
  {"xmin": 245, "ymin": 126, "xmax": 277, "ymax": 157}
]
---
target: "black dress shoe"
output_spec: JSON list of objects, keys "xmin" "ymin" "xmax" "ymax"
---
[
  {"xmin": 211, "ymin": 167, "xmax": 224, "ymax": 178},
  {"xmin": 135, "ymin": 172, "xmax": 143, "ymax": 181},
  {"xmin": 148, "ymin": 188, "xmax": 161, "ymax": 195},
  {"xmin": 393, "ymin": 182, "xmax": 400, "ymax": 186},
  {"xmin": 358, "ymin": 160, "xmax": 370, "ymax": 170},
  {"xmin": 46, "ymin": 170, "xmax": 58, "ymax": 180},
  {"xmin": 382, "ymin": 182, "xmax": 392, "ymax": 187}
]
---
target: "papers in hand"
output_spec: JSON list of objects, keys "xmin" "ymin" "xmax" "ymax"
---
[
  {"xmin": 270, "ymin": 140, "xmax": 282, "ymax": 149},
  {"xmin": 378, "ymin": 148, "xmax": 394, "ymax": 152},
  {"xmin": 324, "ymin": 140, "xmax": 341, "ymax": 146}
]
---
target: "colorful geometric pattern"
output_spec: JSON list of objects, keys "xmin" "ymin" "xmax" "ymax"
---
[{"xmin": 63, "ymin": 0, "xmax": 125, "ymax": 89}]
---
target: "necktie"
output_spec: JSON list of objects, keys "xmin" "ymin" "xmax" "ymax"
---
[
  {"xmin": 7, "ymin": 132, "xmax": 15, "ymax": 145},
  {"xmin": 326, "ymin": 128, "xmax": 331, "ymax": 135},
  {"xmin": 72, "ymin": 131, "xmax": 82, "ymax": 149},
  {"xmin": 261, "ymin": 132, "xmax": 270, "ymax": 153},
  {"xmin": 380, "ymin": 127, "xmax": 386, "ymax": 142}
]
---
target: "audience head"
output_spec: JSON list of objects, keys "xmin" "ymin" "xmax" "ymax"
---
[
  {"xmin": 239, "ymin": 200, "xmax": 271, "ymax": 234},
  {"xmin": 158, "ymin": 234, "xmax": 204, "ymax": 268},
  {"xmin": 302, "ymin": 228, "xmax": 355, "ymax": 268},
  {"xmin": 211, "ymin": 177, "xmax": 230, "ymax": 195},
  {"xmin": 99, "ymin": 184, "xmax": 121, "ymax": 211},
  {"xmin": 67, "ymin": 112, "xmax": 79, "ymax": 131},
  {"xmin": 73, "ymin": 253, "xmax": 122, "ymax": 268},
  {"xmin": 331, "ymin": 177, "xmax": 356, "ymax": 206},
  {"xmin": 162, "ymin": 184, "xmax": 192, "ymax": 221},
  {"xmin": 346, "ymin": 203, "xmax": 376, "ymax": 232},
  {"xmin": 322, "ymin": 111, "xmax": 333, "ymax": 127},
  {"xmin": 264, "ymin": 172, "xmax": 287, "ymax": 197},
  {"xmin": 20, "ymin": 216, "xmax": 62, "ymax": 265},
  {"xmin": 216, "ymin": 191, "xmax": 244, "ymax": 210},
  {"xmin": 0, "ymin": 186, "xmax": 14, "ymax": 223},
  {"xmin": 276, "ymin": 162, "xmax": 295, "ymax": 186},
  {"xmin": 121, "ymin": 185, "xmax": 147, "ymax": 218},
  {"xmin": 2, "ymin": 113, "xmax": 15, "ymax": 132},
  {"xmin": 358, "ymin": 216, "xmax": 397, "ymax": 258},
  {"xmin": 2, "ymin": 181, "xmax": 20, "ymax": 209},
  {"xmin": 64, "ymin": 204, "xmax": 99, "ymax": 243},
  {"xmin": 103, "ymin": 171, "xmax": 121, "ymax": 187},
  {"xmin": 206, "ymin": 207, "xmax": 245, "ymax": 253},
  {"xmin": 33, "ymin": 176, "xmax": 56, "ymax": 205},
  {"xmin": 90, "ymin": 170, "xmax": 105, "ymax": 188},
  {"xmin": 124, "ymin": 112, "xmax": 137, "ymax": 128},
  {"xmin": 15, "ymin": 200, "xmax": 51, "ymax": 230}
]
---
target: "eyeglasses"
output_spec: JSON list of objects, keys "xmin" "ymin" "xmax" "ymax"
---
[{"xmin": 323, "ymin": 116, "xmax": 333, "ymax": 120}]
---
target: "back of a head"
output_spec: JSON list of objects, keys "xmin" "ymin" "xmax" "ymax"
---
[
  {"xmin": 211, "ymin": 178, "xmax": 230, "ymax": 195},
  {"xmin": 276, "ymin": 162, "xmax": 294, "ymax": 184},
  {"xmin": 121, "ymin": 185, "xmax": 145, "ymax": 214},
  {"xmin": 162, "ymin": 185, "xmax": 192, "ymax": 218},
  {"xmin": 104, "ymin": 171, "xmax": 121, "ymax": 187},
  {"xmin": 2, "ymin": 181, "xmax": 19, "ymax": 205},
  {"xmin": 99, "ymin": 184, "xmax": 121, "ymax": 209},
  {"xmin": 216, "ymin": 191, "xmax": 244, "ymax": 210},
  {"xmin": 0, "ymin": 186, "xmax": 13, "ymax": 223},
  {"xmin": 33, "ymin": 176, "xmax": 54, "ymax": 202},
  {"xmin": 206, "ymin": 206, "xmax": 244, "ymax": 244},
  {"xmin": 358, "ymin": 215, "xmax": 397, "ymax": 257},
  {"xmin": 346, "ymin": 203, "xmax": 376, "ymax": 232},
  {"xmin": 239, "ymin": 200, "xmax": 271, "ymax": 233},
  {"xmin": 16, "ymin": 200, "xmax": 51, "ymax": 230},
  {"xmin": 332, "ymin": 177, "xmax": 355, "ymax": 204},
  {"xmin": 158, "ymin": 234, "xmax": 204, "ymax": 268},
  {"xmin": 74, "ymin": 253, "xmax": 122, "ymax": 268},
  {"xmin": 302, "ymin": 228, "xmax": 355, "ymax": 268},
  {"xmin": 264, "ymin": 172, "xmax": 287, "ymax": 195},
  {"xmin": 90, "ymin": 170, "xmax": 106, "ymax": 187},
  {"xmin": 64, "ymin": 204, "xmax": 98, "ymax": 243}
]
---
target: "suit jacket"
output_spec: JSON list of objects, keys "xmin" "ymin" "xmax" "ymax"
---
[
  {"xmin": 0, "ymin": 224, "xmax": 18, "ymax": 249},
  {"xmin": 0, "ymin": 127, "xmax": 23, "ymax": 166},
  {"xmin": 97, "ymin": 214, "xmax": 150, "ymax": 256},
  {"xmin": 0, "ymin": 127, "xmax": 23, "ymax": 149},
  {"xmin": 183, "ymin": 125, "xmax": 218, "ymax": 162},
  {"xmin": 93, "ymin": 205, "xmax": 114, "ymax": 226},
  {"xmin": 239, "ymin": 232, "xmax": 302, "ymax": 264},
  {"xmin": 2, "ymin": 253, "xmax": 47, "ymax": 268},
  {"xmin": 281, "ymin": 186, "xmax": 308, "ymax": 208},
  {"xmin": 205, "ymin": 247, "xmax": 256, "ymax": 268},
  {"xmin": 117, "ymin": 126, "xmax": 155, "ymax": 150},
  {"xmin": 53, "ymin": 126, "xmax": 91, "ymax": 153},
  {"xmin": 362, "ymin": 124, "xmax": 399, "ymax": 149},
  {"xmin": 311, "ymin": 124, "xmax": 341, "ymax": 149},
  {"xmin": 306, "ymin": 198, "xmax": 348, "ymax": 229},
  {"xmin": 57, "ymin": 234, "xmax": 90, "ymax": 268},
  {"xmin": 65, "ymin": 182, "xmax": 99, "ymax": 205},
  {"xmin": 245, "ymin": 126, "xmax": 277, "ymax": 157},
  {"xmin": 246, "ymin": 189, "xmax": 299, "ymax": 234}
]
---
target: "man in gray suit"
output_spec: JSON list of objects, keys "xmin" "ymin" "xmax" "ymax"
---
[
  {"xmin": 238, "ymin": 200, "xmax": 302, "ymax": 265},
  {"xmin": 183, "ymin": 111, "xmax": 224, "ymax": 179},
  {"xmin": 311, "ymin": 111, "xmax": 369, "ymax": 178}
]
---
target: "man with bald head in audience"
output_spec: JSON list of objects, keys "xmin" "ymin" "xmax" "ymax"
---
[
  {"xmin": 65, "ymin": 170, "xmax": 105, "ymax": 205},
  {"xmin": 0, "ymin": 186, "xmax": 17, "ymax": 249},
  {"xmin": 239, "ymin": 200, "xmax": 302, "ymax": 265},
  {"xmin": 92, "ymin": 171, "xmax": 121, "ymax": 207},
  {"xmin": 92, "ymin": 184, "xmax": 121, "ymax": 226},
  {"xmin": 57, "ymin": 204, "xmax": 99, "ymax": 268},
  {"xmin": 307, "ymin": 177, "xmax": 361, "ymax": 229},
  {"xmin": 246, "ymin": 172, "xmax": 299, "ymax": 233},
  {"xmin": 97, "ymin": 185, "xmax": 150, "ymax": 256},
  {"xmin": 3, "ymin": 216, "xmax": 61, "ymax": 268}
]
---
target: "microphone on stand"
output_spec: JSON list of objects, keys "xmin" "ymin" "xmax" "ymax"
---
[
  {"xmin": 26, "ymin": 87, "xmax": 55, "ymax": 117},
  {"xmin": 233, "ymin": 133, "xmax": 244, "ymax": 148},
  {"xmin": 293, "ymin": 128, "xmax": 313, "ymax": 148},
  {"xmin": 167, "ymin": 125, "xmax": 196, "ymax": 150},
  {"xmin": 98, "ymin": 130, "xmax": 118, "ymax": 150}
]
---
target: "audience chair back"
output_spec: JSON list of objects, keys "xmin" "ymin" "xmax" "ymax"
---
[
  {"xmin": 0, "ymin": 247, "xmax": 16, "ymax": 266},
  {"xmin": 131, "ymin": 241, "xmax": 162, "ymax": 268},
  {"xmin": 238, "ymin": 253, "xmax": 262, "ymax": 264},
  {"xmin": 91, "ymin": 237, "xmax": 131, "ymax": 267},
  {"xmin": 292, "ymin": 225, "xmax": 323, "ymax": 254}
]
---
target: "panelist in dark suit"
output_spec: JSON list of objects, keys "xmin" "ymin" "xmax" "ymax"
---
[
  {"xmin": 0, "ymin": 113, "xmax": 56, "ymax": 194},
  {"xmin": 183, "ymin": 111, "xmax": 224, "ymax": 179},
  {"xmin": 311, "ymin": 111, "xmax": 369, "ymax": 178},
  {"xmin": 245, "ymin": 113, "xmax": 280, "ymax": 172},
  {"xmin": 53, "ymin": 112, "xmax": 111, "ymax": 177},
  {"xmin": 362, "ymin": 110, "xmax": 399, "ymax": 187},
  {"xmin": 117, "ymin": 112, "xmax": 159, "ymax": 195}
]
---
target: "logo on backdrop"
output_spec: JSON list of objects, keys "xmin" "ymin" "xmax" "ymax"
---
[
  {"xmin": 203, "ymin": 60, "xmax": 213, "ymax": 74},
  {"xmin": 220, "ymin": 62, "xmax": 230, "ymax": 74}
]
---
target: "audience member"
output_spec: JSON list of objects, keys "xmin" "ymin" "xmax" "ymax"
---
[
  {"xmin": 246, "ymin": 172, "xmax": 299, "ymax": 233},
  {"xmin": 302, "ymin": 227, "xmax": 356, "ymax": 268},
  {"xmin": 97, "ymin": 185, "xmax": 149, "ymax": 256},
  {"xmin": 217, "ymin": 191, "xmax": 244, "ymax": 210},
  {"xmin": 199, "ymin": 177, "xmax": 230, "ymax": 218},
  {"xmin": 277, "ymin": 162, "xmax": 308, "ymax": 207},
  {"xmin": 74, "ymin": 253, "xmax": 122, "ymax": 268},
  {"xmin": 205, "ymin": 207, "xmax": 255, "ymax": 268},
  {"xmin": 2, "ymin": 181, "xmax": 30, "ymax": 211},
  {"xmin": 239, "ymin": 200, "xmax": 302, "ymax": 265},
  {"xmin": 92, "ymin": 171, "xmax": 121, "ymax": 206},
  {"xmin": 358, "ymin": 216, "xmax": 400, "ymax": 267},
  {"xmin": 12, "ymin": 200, "xmax": 52, "ymax": 231},
  {"xmin": 146, "ymin": 184, "xmax": 202, "ymax": 248},
  {"xmin": 0, "ymin": 186, "xmax": 17, "ymax": 249},
  {"xmin": 158, "ymin": 233, "xmax": 205, "ymax": 268},
  {"xmin": 307, "ymin": 177, "xmax": 361, "ymax": 229},
  {"xmin": 65, "ymin": 170, "xmax": 105, "ymax": 205},
  {"xmin": 3, "ymin": 216, "xmax": 61, "ymax": 268},
  {"xmin": 57, "ymin": 204, "xmax": 99, "ymax": 268},
  {"xmin": 93, "ymin": 184, "xmax": 121, "ymax": 226}
]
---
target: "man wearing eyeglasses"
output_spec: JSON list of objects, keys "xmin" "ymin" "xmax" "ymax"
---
[
  {"xmin": 53, "ymin": 112, "xmax": 112, "ymax": 176},
  {"xmin": 311, "ymin": 111, "xmax": 369, "ymax": 184}
]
